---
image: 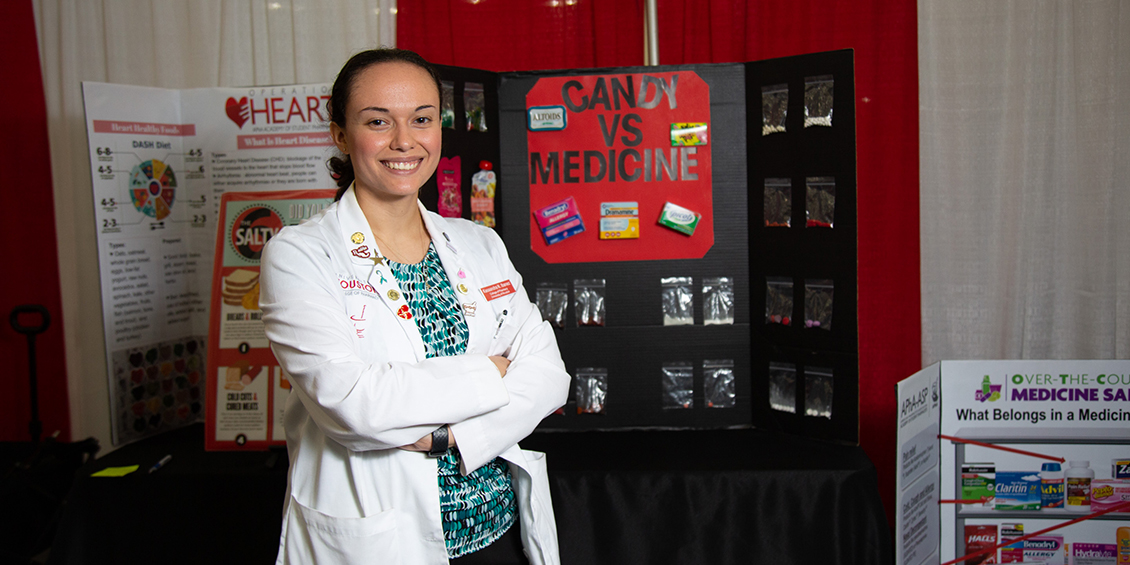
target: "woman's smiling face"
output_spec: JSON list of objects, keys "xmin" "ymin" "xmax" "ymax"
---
[{"xmin": 331, "ymin": 61, "xmax": 441, "ymax": 201}]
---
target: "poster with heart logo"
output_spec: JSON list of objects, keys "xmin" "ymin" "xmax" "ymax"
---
[{"xmin": 82, "ymin": 82, "xmax": 338, "ymax": 446}]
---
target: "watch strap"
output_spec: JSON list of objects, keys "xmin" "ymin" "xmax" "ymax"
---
[{"xmin": 428, "ymin": 426, "xmax": 449, "ymax": 457}]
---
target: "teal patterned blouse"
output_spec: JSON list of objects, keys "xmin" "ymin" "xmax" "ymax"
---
[{"xmin": 386, "ymin": 243, "xmax": 518, "ymax": 558}]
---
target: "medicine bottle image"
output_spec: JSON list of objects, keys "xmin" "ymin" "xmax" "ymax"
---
[
  {"xmin": 1065, "ymin": 460, "xmax": 1094, "ymax": 512},
  {"xmin": 1118, "ymin": 526, "xmax": 1130, "ymax": 565},
  {"xmin": 1039, "ymin": 462, "xmax": 1064, "ymax": 509}
]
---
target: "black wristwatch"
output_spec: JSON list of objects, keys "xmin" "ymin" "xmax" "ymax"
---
[{"xmin": 428, "ymin": 426, "xmax": 449, "ymax": 457}]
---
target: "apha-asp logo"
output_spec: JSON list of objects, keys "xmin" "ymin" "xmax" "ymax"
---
[
  {"xmin": 230, "ymin": 205, "xmax": 283, "ymax": 261},
  {"xmin": 975, "ymin": 375, "xmax": 1002, "ymax": 403}
]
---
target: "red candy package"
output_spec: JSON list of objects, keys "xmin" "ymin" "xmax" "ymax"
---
[{"xmin": 965, "ymin": 524, "xmax": 998, "ymax": 564}]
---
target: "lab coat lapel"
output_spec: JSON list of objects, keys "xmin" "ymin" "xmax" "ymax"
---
[
  {"xmin": 418, "ymin": 202, "xmax": 495, "ymax": 354},
  {"xmin": 338, "ymin": 187, "xmax": 427, "ymax": 362}
]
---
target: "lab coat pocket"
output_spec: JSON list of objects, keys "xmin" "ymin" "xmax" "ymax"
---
[
  {"xmin": 287, "ymin": 496, "xmax": 400, "ymax": 564},
  {"xmin": 486, "ymin": 309, "xmax": 522, "ymax": 357}
]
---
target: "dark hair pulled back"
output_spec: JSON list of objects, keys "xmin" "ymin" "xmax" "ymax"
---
[{"xmin": 326, "ymin": 48, "xmax": 443, "ymax": 201}]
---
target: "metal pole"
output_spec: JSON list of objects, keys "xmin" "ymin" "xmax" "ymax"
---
[{"xmin": 644, "ymin": 0, "xmax": 659, "ymax": 66}]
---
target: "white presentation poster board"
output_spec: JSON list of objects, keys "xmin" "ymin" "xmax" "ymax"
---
[
  {"xmin": 930, "ymin": 361, "xmax": 1130, "ymax": 565},
  {"xmin": 897, "ymin": 363, "xmax": 942, "ymax": 565},
  {"xmin": 82, "ymin": 81, "xmax": 336, "ymax": 445}
]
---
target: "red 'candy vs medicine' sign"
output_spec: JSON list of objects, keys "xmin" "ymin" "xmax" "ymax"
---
[{"xmin": 525, "ymin": 72, "xmax": 714, "ymax": 264}]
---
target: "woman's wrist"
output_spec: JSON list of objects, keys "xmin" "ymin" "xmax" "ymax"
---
[{"xmin": 427, "ymin": 426, "xmax": 449, "ymax": 457}]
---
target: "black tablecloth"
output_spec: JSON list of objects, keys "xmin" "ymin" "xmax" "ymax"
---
[{"xmin": 48, "ymin": 424, "xmax": 891, "ymax": 564}]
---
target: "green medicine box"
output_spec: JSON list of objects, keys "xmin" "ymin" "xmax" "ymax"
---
[{"xmin": 961, "ymin": 463, "xmax": 995, "ymax": 505}]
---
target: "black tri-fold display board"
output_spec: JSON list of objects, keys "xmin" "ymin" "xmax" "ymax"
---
[{"xmin": 422, "ymin": 50, "xmax": 858, "ymax": 444}]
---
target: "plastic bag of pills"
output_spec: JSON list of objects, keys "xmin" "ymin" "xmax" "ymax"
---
[
  {"xmin": 761, "ymin": 84, "xmax": 788, "ymax": 135},
  {"xmin": 441, "ymin": 80, "xmax": 455, "ymax": 129},
  {"xmin": 574, "ymin": 367, "xmax": 608, "ymax": 414},
  {"xmin": 574, "ymin": 279, "xmax": 606, "ymax": 327},
  {"xmin": 661, "ymin": 277, "xmax": 694, "ymax": 326},
  {"xmin": 536, "ymin": 282, "xmax": 568, "ymax": 328},
  {"xmin": 702, "ymin": 277, "xmax": 734, "ymax": 325},
  {"xmin": 765, "ymin": 277, "xmax": 793, "ymax": 326},
  {"xmin": 805, "ymin": 177, "xmax": 835, "ymax": 228},
  {"xmin": 764, "ymin": 178, "xmax": 792, "ymax": 228},
  {"xmin": 805, "ymin": 367, "xmax": 834, "ymax": 419},
  {"xmin": 769, "ymin": 362, "xmax": 797, "ymax": 413},
  {"xmin": 464, "ymin": 82, "xmax": 487, "ymax": 132},
  {"xmin": 661, "ymin": 362, "xmax": 694, "ymax": 409},
  {"xmin": 804, "ymin": 279, "xmax": 833, "ymax": 330},
  {"xmin": 804, "ymin": 75, "xmax": 833, "ymax": 128},
  {"xmin": 704, "ymin": 359, "xmax": 735, "ymax": 408}
]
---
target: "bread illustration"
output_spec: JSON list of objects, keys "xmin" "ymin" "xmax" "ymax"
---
[{"xmin": 223, "ymin": 269, "xmax": 260, "ymax": 309}]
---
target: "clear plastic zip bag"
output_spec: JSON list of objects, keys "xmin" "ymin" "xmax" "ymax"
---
[
  {"xmin": 440, "ymin": 80, "xmax": 455, "ymax": 129},
  {"xmin": 805, "ymin": 177, "xmax": 835, "ymax": 228},
  {"xmin": 703, "ymin": 359, "xmax": 735, "ymax": 408},
  {"xmin": 661, "ymin": 277, "xmax": 694, "ymax": 326},
  {"xmin": 761, "ymin": 84, "xmax": 788, "ymax": 135},
  {"xmin": 764, "ymin": 178, "xmax": 792, "ymax": 228},
  {"xmin": 536, "ymin": 282, "xmax": 568, "ymax": 328},
  {"xmin": 805, "ymin": 366, "xmax": 834, "ymax": 419},
  {"xmin": 661, "ymin": 362, "xmax": 694, "ymax": 409},
  {"xmin": 804, "ymin": 279, "xmax": 833, "ymax": 330},
  {"xmin": 574, "ymin": 367, "xmax": 608, "ymax": 414},
  {"xmin": 768, "ymin": 362, "xmax": 797, "ymax": 413},
  {"xmin": 804, "ymin": 75, "xmax": 833, "ymax": 128},
  {"xmin": 574, "ymin": 279, "xmax": 606, "ymax": 327},
  {"xmin": 464, "ymin": 82, "xmax": 487, "ymax": 132},
  {"xmin": 702, "ymin": 277, "xmax": 734, "ymax": 325},
  {"xmin": 765, "ymin": 277, "xmax": 793, "ymax": 326}
]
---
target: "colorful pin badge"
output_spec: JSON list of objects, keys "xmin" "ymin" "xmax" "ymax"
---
[
  {"xmin": 351, "ymin": 232, "xmax": 365, "ymax": 244},
  {"xmin": 351, "ymin": 245, "xmax": 371, "ymax": 259},
  {"xmin": 462, "ymin": 302, "xmax": 477, "ymax": 317},
  {"xmin": 457, "ymin": 283, "xmax": 469, "ymax": 294},
  {"xmin": 396, "ymin": 305, "xmax": 412, "ymax": 320},
  {"xmin": 458, "ymin": 269, "xmax": 467, "ymax": 279},
  {"xmin": 387, "ymin": 289, "xmax": 400, "ymax": 301}
]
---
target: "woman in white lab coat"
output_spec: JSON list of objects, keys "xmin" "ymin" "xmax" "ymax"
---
[{"xmin": 260, "ymin": 49, "xmax": 570, "ymax": 565}]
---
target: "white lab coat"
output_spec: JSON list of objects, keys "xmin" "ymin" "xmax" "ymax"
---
[{"xmin": 259, "ymin": 186, "xmax": 570, "ymax": 565}]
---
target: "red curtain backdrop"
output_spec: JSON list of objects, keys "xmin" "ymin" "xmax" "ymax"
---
[
  {"xmin": 0, "ymin": 0, "xmax": 72, "ymax": 442},
  {"xmin": 406, "ymin": 0, "xmax": 921, "ymax": 529},
  {"xmin": 398, "ymin": 0, "xmax": 645, "ymax": 71}
]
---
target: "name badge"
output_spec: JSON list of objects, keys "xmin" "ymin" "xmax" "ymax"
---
[{"xmin": 480, "ymin": 280, "xmax": 517, "ymax": 301}]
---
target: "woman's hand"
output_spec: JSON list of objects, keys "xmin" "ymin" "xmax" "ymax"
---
[
  {"xmin": 398, "ymin": 425, "xmax": 457, "ymax": 452},
  {"xmin": 489, "ymin": 355, "xmax": 510, "ymax": 377}
]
